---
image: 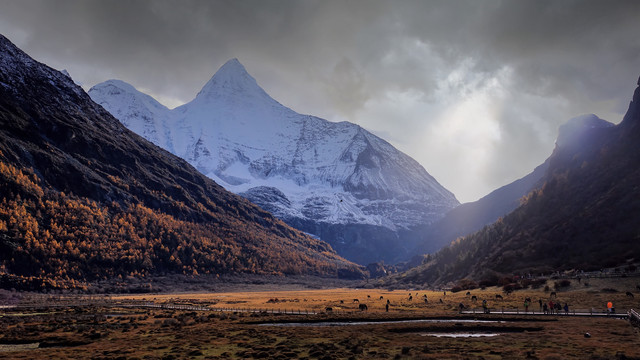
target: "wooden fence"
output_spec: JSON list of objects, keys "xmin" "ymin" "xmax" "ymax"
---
[
  {"xmin": 0, "ymin": 300, "xmax": 320, "ymax": 316},
  {"xmin": 462, "ymin": 307, "xmax": 629, "ymax": 318},
  {"xmin": 120, "ymin": 302, "xmax": 318, "ymax": 315}
]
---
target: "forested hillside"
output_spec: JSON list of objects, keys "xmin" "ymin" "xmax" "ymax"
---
[{"xmin": 0, "ymin": 34, "xmax": 362, "ymax": 291}]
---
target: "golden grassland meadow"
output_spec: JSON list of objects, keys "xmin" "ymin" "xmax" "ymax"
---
[{"xmin": 1, "ymin": 277, "xmax": 639, "ymax": 359}]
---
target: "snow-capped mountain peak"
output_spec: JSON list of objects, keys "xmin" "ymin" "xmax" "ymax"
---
[
  {"xmin": 89, "ymin": 58, "xmax": 459, "ymax": 264},
  {"xmin": 94, "ymin": 79, "xmax": 169, "ymax": 112},
  {"xmin": 193, "ymin": 58, "xmax": 272, "ymax": 104},
  {"xmin": 90, "ymin": 79, "xmax": 174, "ymax": 152}
]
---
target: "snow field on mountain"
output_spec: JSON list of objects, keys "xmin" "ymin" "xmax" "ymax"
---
[{"xmin": 89, "ymin": 59, "xmax": 459, "ymax": 233}]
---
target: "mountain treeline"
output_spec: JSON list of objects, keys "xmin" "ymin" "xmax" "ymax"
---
[{"xmin": 0, "ymin": 159, "xmax": 352, "ymax": 290}]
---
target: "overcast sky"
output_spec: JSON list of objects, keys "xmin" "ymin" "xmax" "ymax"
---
[{"xmin": 1, "ymin": 0, "xmax": 638, "ymax": 202}]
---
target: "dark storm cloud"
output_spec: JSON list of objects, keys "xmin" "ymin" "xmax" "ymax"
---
[
  {"xmin": 0, "ymin": 0, "xmax": 638, "ymax": 201},
  {"xmin": 394, "ymin": 0, "xmax": 640, "ymax": 109},
  {"xmin": 0, "ymin": 0, "xmax": 325, "ymax": 101},
  {"xmin": 361, "ymin": 0, "xmax": 640, "ymax": 198}
]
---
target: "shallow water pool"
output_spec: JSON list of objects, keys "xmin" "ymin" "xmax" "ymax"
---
[
  {"xmin": 419, "ymin": 332, "xmax": 500, "ymax": 338},
  {"xmin": 258, "ymin": 318, "xmax": 501, "ymax": 327}
]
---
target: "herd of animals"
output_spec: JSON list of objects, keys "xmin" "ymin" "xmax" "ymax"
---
[{"xmin": 322, "ymin": 288, "xmax": 638, "ymax": 313}]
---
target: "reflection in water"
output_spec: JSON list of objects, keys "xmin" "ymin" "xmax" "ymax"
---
[
  {"xmin": 259, "ymin": 319, "xmax": 500, "ymax": 327},
  {"xmin": 419, "ymin": 332, "xmax": 500, "ymax": 338}
]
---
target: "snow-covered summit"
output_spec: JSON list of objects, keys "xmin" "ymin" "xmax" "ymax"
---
[
  {"xmin": 89, "ymin": 58, "xmax": 459, "ymax": 264},
  {"xmin": 90, "ymin": 79, "xmax": 174, "ymax": 152},
  {"xmin": 193, "ymin": 58, "xmax": 274, "ymax": 103}
]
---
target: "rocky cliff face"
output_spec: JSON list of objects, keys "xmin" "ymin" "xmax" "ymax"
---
[{"xmin": 89, "ymin": 59, "xmax": 459, "ymax": 264}]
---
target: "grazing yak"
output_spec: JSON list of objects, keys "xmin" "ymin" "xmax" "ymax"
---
[{"xmin": 359, "ymin": 304, "xmax": 368, "ymax": 311}]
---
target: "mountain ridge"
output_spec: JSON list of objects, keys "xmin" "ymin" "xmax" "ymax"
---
[
  {"xmin": 89, "ymin": 58, "xmax": 459, "ymax": 264},
  {"xmin": 412, "ymin": 113, "xmax": 613, "ymax": 257},
  {"xmin": 381, "ymin": 78, "xmax": 640, "ymax": 287}
]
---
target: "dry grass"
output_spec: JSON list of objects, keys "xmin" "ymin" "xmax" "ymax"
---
[
  {"xmin": 1, "ymin": 277, "xmax": 639, "ymax": 359},
  {"xmin": 113, "ymin": 276, "xmax": 640, "ymax": 315}
]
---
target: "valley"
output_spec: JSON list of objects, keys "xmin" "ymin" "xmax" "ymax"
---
[
  {"xmin": 1, "ymin": 1, "xmax": 640, "ymax": 359},
  {"xmin": 1, "ymin": 276, "xmax": 640, "ymax": 359}
]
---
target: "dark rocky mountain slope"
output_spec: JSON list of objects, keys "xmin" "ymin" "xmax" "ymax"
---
[
  {"xmin": 384, "ymin": 77, "xmax": 640, "ymax": 287},
  {"xmin": 0, "ymin": 34, "xmax": 362, "ymax": 290},
  {"xmin": 412, "ymin": 158, "xmax": 549, "ymax": 257},
  {"xmin": 412, "ymin": 114, "xmax": 614, "ymax": 258}
]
